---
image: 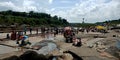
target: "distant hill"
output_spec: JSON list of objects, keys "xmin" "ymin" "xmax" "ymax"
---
[{"xmin": 0, "ymin": 10, "xmax": 69, "ymax": 27}]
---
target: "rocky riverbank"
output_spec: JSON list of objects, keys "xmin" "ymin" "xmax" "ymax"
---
[{"xmin": 0, "ymin": 30, "xmax": 120, "ymax": 60}]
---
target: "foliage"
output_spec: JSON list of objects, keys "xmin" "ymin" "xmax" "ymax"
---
[
  {"xmin": 70, "ymin": 23, "xmax": 96, "ymax": 27},
  {"xmin": 0, "ymin": 10, "xmax": 69, "ymax": 27},
  {"xmin": 95, "ymin": 19, "xmax": 120, "ymax": 26}
]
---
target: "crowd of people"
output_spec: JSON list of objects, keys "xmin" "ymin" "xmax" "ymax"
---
[
  {"xmin": 1, "ymin": 26, "xmax": 110, "ymax": 60},
  {"xmin": 4, "ymin": 26, "xmax": 108, "ymax": 51}
]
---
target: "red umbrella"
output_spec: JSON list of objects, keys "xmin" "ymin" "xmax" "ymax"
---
[{"xmin": 64, "ymin": 26, "xmax": 71, "ymax": 31}]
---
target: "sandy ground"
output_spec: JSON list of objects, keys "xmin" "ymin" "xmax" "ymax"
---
[
  {"xmin": 0, "ymin": 30, "xmax": 120, "ymax": 60},
  {"xmin": 0, "ymin": 31, "xmax": 44, "ymax": 59},
  {"xmin": 0, "ymin": 31, "xmax": 41, "ymax": 39}
]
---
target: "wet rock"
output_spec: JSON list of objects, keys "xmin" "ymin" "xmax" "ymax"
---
[
  {"xmin": 105, "ymin": 46, "xmax": 120, "ymax": 59},
  {"xmin": 86, "ymin": 38, "xmax": 104, "ymax": 48},
  {"xmin": 32, "ymin": 40, "xmax": 58, "ymax": 55},
  {"xmin": 100, "ymin": 51, "xmax": 115, "ymax": 58},
  {"xmin": 2, "ymin": 55, "xmax": 20, "ymax": 60},
  {"xmin": 19, "ymin": 51, "xmax": 39, "ymax": 60},
  {"xmin": 57, "ymin": 53, "xmax": 73, "ymax": 60},
  {"xmin": 2, "ymin": 51, "xmax": 49, "ymax": 60},
  {"xmin": 113, "ymin": 35, "xmax": 116, "ymax": 37}
]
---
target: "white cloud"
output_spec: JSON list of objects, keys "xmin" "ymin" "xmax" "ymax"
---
[
  {"xmin": 23, "ymin": 0, "xmax": 34, "ymax": 6},
  {"xmin": 51, "ymin": 8, "xmax": 55, "ymax": 11},
  {"xmin": 0, "ymin": 0, "xmax": 38, "ymax": 12},
  {"xmin": 21, "ymin": 0, "xmax": 38, "ymax": 12},
  {"xmin": 46, "ymin": 8, "xmax": 55, "ymax": 13},
  {"xmin": 50, "ymin": 0, "xmax": 120, "ymax": 23},
  {"xmin": 0, "ymin": 0, "xmax": 119, "ymax": 23},
  {"xmin": 0, "ymin": 1, "xmax": 15, "ymax": 8},
  {"xmin": 48, "ymin": 0, "xmax": 53, "ymax": 4},
  {"xmin": 60, "ymin": 0, "xmax": 71, "ymax": 3}
]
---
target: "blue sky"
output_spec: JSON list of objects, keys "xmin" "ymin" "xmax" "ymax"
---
[{"xmin": 0, "ymin": 0, "xmax": 120, "ymax": 23}]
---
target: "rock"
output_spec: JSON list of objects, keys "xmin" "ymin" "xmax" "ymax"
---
[
  {"xmin": 97, "ymin": 45, "xmax": 106, "ymax": 49},
  {"xmin": 60, "ymin": 53, "xmax": 73, "ymax": 60},
  {"xmin": 105, "ymin": 46, "xmax": 120, "ymax": 59},
  {"xmin": 113, "ymin": 35, "xmax": 117, "ymax": 37},
  {"xmin": 100, "ymin": 52, "xmax": 115, "ymax": 58},
  {"xmin": 49, "ymin": 49, "xmax": 63, "ymax": 56},
  {"xmin": 2, "ymin": 55, "xmax": 21, "ymax": 60}
]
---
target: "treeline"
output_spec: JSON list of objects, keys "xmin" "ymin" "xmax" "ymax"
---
[
  {"xmin": 96, "ymin": 19, "xmax": 120, "ymax": 26},
  {"xmin": 104, "ymin": 19, "xmax": 120, "ymax": 24},
  {"xmin": 70, "ymin": 19, "xmax": 120, "ymax": 27},
  {"xmin": 69, "ymin": 23, "xmax": 96, "ymax": 27},
  {"xmin": 0, "ymin": 10, "xmax": 69, "ymax": 26}
]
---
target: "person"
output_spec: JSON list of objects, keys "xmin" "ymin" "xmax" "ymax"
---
[
  {"xmin": 81, "ymin": 28, "xmax": 85, "ymax": 34},
  {"xmin": 6, "ymin": 33, "xmax": 10, "ymax": 39},
  {"xmin": 16, "ymin": 31, "xmax": 23, "ymax": 45},
  {"xmin": 17, "ymin": 31, "xmax": 22, "ymax": 40},
  {"xmin": 29, "ymin": 27, "xmax": 32, "ymax": 34},
  {"xmin": 11, "ymin": 31, "xmax": 16, "ymax": 40},
  {"xmin": 64, "ymin": 30, "xmax": 75, "ymax": 43},
  {"xmin": 86, "ymin": 28, "xmax": 89, "ymax": 33},
  {"xmin": 18, "ymin": 35, "xmax": 31, "ymax": 51},
  {"xmin": 41, "ymin": 27, "xmax": 45, "ymax": 38},
  {"xmin": 72, "ymin": 37, "xmax": 82, "ymax": 47},
  {"xmin": 54, "ymin": 27, "xmax": 58, "ymax": 37},
  {"xmin": 24, "ymin": 27, "xmax": 27, "ymax": 35}
]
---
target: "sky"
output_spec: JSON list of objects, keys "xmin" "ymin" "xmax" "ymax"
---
[{"xmin": 0, "ymin": 0, "xmax": 120, "ymax": 23}]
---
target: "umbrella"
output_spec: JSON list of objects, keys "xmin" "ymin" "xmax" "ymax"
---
[
  {"xmin": 64, "ymin": 26, "xmax": 71, "ymax": 31},
  {"xmin": 96, "ymin": 25, "xmax": 106, "ymax": 30}
]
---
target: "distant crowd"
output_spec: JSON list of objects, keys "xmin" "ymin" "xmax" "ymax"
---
[{"xmin": 3, "ymin": 26, "xmax": 108, "ymax": 50}]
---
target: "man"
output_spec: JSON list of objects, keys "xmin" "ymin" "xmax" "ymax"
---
[{"xmin": 29, "ymin": 27, "xmax": 32, "ymax": 34}]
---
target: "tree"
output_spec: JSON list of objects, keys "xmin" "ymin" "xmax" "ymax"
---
[{"xmin": 0, "ymin": 10, "xmax": 69, "ymax": 26}]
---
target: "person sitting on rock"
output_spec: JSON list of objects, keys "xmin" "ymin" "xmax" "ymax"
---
[
  {"xmin": 18, "ymin": 35, "xmax": 31, "ymax": 51},
  {"xmin": 72, "ymin": 37, "xmax": 82, "ymax": 47}
]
